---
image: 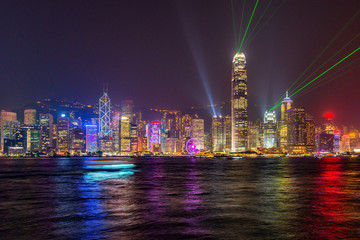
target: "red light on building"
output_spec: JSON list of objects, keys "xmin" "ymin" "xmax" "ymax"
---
[
  {"xmin": 334, "ymin": 129, "xmax": 340, "ymax": 134},
  {"xmin": 323, "ymin": 112, "xmax": 334, "ymax": 119},
  {"xmin": 110, "ymin": 137, "xmax": 113, "ymax": 140},
  {"xmin": 152, "ymin": 121, "xmax": 161, "ymax": 124}
]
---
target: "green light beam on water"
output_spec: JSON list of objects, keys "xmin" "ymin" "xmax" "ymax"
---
[
  {"xmin": 236, "ymin": 0, "xmax": 246, "ymax": 48},
  {"xmin": 270, "ymin": 47, "xmax": 360, "ymax": 111},
  {"xmin": 288, "ymin": 9, "xmax": 360, "ymax": 92},
  {"xmin": 238, "ymin": 0, "xmax": 259, "ymax": 53}
]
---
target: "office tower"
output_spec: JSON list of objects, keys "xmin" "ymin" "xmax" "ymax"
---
[
  {"xmin": 248, "ymin": 121, "xmax": 262, "ymax": 150},
  {"xmin": 318, "ymin": 113, "xmax": 336, "ymax": 153},
  {"xmin": 0, "ymin": 110, "xmax": 18, "ymax": 153},
  {"xmin": 287, "ymin": 107, "xmax": 306, "ymax": 154},
  {"xmin": 146, "ymin": 121, "xmax": 165, "ymax": 153},
  {"xmin": 86, "ymin": 125, "xmax": 98, "ymax": 153},
  {"xmin": 264, "ymin": 110, "xmax": 277, "ymax": 148},
  {"xmin": 57, "ymin": 116, "xmax": 70, "ymax": 154},
  {"xmin": 71, "ymin": 128, "xmax": 84, "ymax": 154},
  {"xmin": 223, "ymin": 115, "xmax": 232, "ymax": 152},
  {"xmin": 204, "ymin": 132, "xmax": 212, "ymax": 151},
  {"xmin": 30, "ymin": 127, "xmax": 41, "ymax": 152},
  {"xmin": 231, "ymin": 52, "xmax": 248, "ymax": 152},
  {"xmin": 340, "ymin": 134, "xmax": 351, "ymax": 152},
  {"xmin": 112, "ymin": 111, "xmax": 121, "ymax": 152},
  {"xmin": 24, "ymin": 109, "xmax": 37, "ymax": 125},
  {"xmin": 191, "ymin": 119, "xmax": 204, "ymax": 150},
  {"xmin": 99, "ymin": 91, "xmax": 112, "ymax": 137},
  {"xmin": 121, "ymin": 100, "xmax": 134, "ymax": 123},
  {"xmin": 120, "ymin": 115, "xmax": 131, "ymax": 152},
  {"xmin": 40, "ymin": 113, "xmax": 53, "ymax": 151},
  {"xmin": 212, "ymin": 116, "xmax": 225, "ymax": 152},
  {"xmin": 305, "ymin": 116, "xmax": 316, "ymax": 153},
  {"xmin": 99, "ymin": 91, "xmax": 112, "ymax": 152},
  {"xmin": 181, "ymin": 114, "xmax": 192, "ymax": 139},
  {"xmin": 130, "ymin": 124, "xmax": 138, "ymax": 152},
  {"xmin": 163, "ymin": 111, "xmax": 181, "ymax": 138},
  {"xmin": 278, "ymin": 91, "xmax": 293, "ymax": 151}
]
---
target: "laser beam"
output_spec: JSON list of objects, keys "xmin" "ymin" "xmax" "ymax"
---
[{"xmin": 238, "ymin": 0, "xmax": 259, "ymax": 53}]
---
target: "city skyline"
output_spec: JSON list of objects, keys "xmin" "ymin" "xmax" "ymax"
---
[{"xmin": 0, "ymin": 1, "xmax": 360, "ymax": 127}]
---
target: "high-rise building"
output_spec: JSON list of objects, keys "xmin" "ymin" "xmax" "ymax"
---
[
  {"xmin": 99, "ymin": 91, "xmax": 112, "ymax": 152},
  {"xmin": 71, "ymin": 128, "xmax": 84, "ymax": 154},
  {"xmin": 191, "ymin": 119, "xmax": 204, "ymax": 150},
  {"xmin": 212, "ymin": 116, "xmax": 225, "ymax": 152},
  {"xmin": 305, "ymin": 116, "xmax": 316, "ymax": 153},
  {"xmin": 121, "ymin": 100, "xmax": 134, "ymax": 123},
  {"xmin": 24, "ymin": 109, "xmax": 37, "ymax": 126},
  {"xmin": 112, "ymin": 111, "xmax": 121, "ymax": 152},
  {"xmin": 86, "ymin": 125, "xmax": 98, "ymax": 153},
  {"xmin": 146, "ymin": 121, "xmax": 165, "ymax": 153},
  {"xmin": 99, "ymin": 92, "xmax": 112, "ymax": 138},
  {"xmin": 223, "ymin": 115, "xmax": 232, "ymax": 152},
  {"xmin": 318, "ymin": 113, "xmax": 336, "ymax": 153},
  {"xmin": 120, "ymin": 116, "xmax": 131, "ymax": 152},
  {"xmin": 231, "ymin": 52, "xmax": 248, "ymax": 152},
  {"xmin": 40, "ymin": 113, "xmax": 53, "ymax": 151},
  {"xmin": 0, "ymin": 110, "xmax": 18, "ymax": 153},
  {"xmin": 287, "ymin": 107, "xmax": 306, "ymax": 154},
  {"xmin": 130, "ymin": 124, "xmax": 138, "ymax": 152},
  {"xmin": 57, "ymin": 116, "xmax": 70, "ymax": 154},
  {"xmin": 279, "ymin": 91, "xmax": 293, "ymax": 151},
  {"xmin": 163, "ymin": 111, "xmax": 181, "ymax": 138},
  {"xmin": 264, "ymin": 110, "xmax": 277, "ymax": 148},
  {"xmin": 340, "ymin": 134, "xmax": 351, "ymax": 152}
]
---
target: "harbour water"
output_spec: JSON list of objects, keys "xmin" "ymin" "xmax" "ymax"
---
[{"xmin": 1, "ymin": 157, "xmax": 360, "ymax": 239}]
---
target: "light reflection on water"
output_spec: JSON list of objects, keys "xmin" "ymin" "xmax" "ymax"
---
[{"xmin": 1, "ymin": 157, "xmax": 360, "ymax": 239}]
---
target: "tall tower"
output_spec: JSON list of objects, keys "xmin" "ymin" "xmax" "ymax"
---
[
  {"xmin": 99, "ymin": 91, "xmax": 112, "ymax": 138},
  {"xmin": 279, "ymin": 91, "xmax": 292, "ymax": 151},
  {"xmin": 231, "ymin": 52, "xmax": 248, "ymax": 152},
  {"xmin": 264, "ymin": 110, "xmax": 277, "ymax": 148}
]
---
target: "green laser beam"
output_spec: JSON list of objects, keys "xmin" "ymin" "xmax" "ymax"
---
[
  {"xmin": 270, "ymin": 47, "xmax": 360, "ymax": 111},
  {"xmin": 288, "ymin": 9, "xmax": 360, "ymax": 91},
  {"xmin": 243, "ymin": 0, "xmax": 287, "ymax": 49},
  {"xmin": 294, "ymin": 57, "xmax": 360, "ymax": 99},
  {"xmin": 238, "ymin": 0, "xmax": 259, "ymax": 53},
  {"xmin": 231, "ymin": 0, "xmax": 239, "ymax": 48},
  {"xmin": 291, "ymin": 32, "xmax": 360, "ymax": 94},
  {"xmin": 236, "ymin": 0, "xmax": 246, "ymax": 48},
  {"xmin": 245, "ymin": 0, "xmax": 272, "ymax": 45},
  {"xmin": 291, "ymin": 47, "xmax": 360, "ymax": 97}
]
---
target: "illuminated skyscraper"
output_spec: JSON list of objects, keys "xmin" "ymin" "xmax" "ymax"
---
[
  {"xmin": 121, "ymin": 100, "xmax": 134, "ymax": 123},
  {"xmin": 212, "ymin": 116, "xmax": 225, "ymax": 152},
  {"xmin": 146, "ymin": 121, "xmax": 164, "ymax": 152},
  {"xmin": 231, "ymin": 52, "xmax": 248, "ymax": 152},
  {"xmin": 99, "ymin": 91, "xmax": 112, "ymax": 138},
  {"xmin": 57, "ymin": 116, "xmax": 70, "ymax": 154},
  {"xmin": 191, "ymin": 119, "xmax": 204, "ymax": 150},
  {"xmin": 71, "ymin": 127, "xmax": 84, "ymax": 154},
  {"xmin": 264, "ymin": 110, "xmax": 277, "ymax": 148},
  {"xmin": 223, "ymin": 115, "xmax": 232, "ymax": 152},
  {"xmin": 40, "ymin": 113, "xmax": 53, "ymax": 151},
  {"xmin": 24, "ymin": 109, "xmax": 37, "ymax": 125},
  {"xmin": 279, "ymin": 91, "xmax": 292, "ymax": 151},
  {"xmin": 120, "ymin": 116, "xmax": 131, "ymax": 152},
  {"xmin": 99, "ymin": 91, "xmax": 112, "ymax": 152},
  {"xmin": 0, "ymin": 110, "xmax": 18, "ymax": 153},
  {"xmin": 287, "ymin": 107, "xmax": 306, "ymax": 154},
  {"xmin": 86, "ymin": 125, "xmax": 98, "ymax": 153}
]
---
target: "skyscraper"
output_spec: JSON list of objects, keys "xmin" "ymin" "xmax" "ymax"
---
[
  {"xmin": 279, "ymin": 91, "xmax": 293, "ymax": 151},
  {"xmin": 24, "ymin": 109, "xmax": 37, "ymax": 125},
  {"xmin": 99, "ymin": 91, "xmax": 112, "ymax": 152},
  {"xmin": 264, "ymin": 110, "xmax": 277, "ymax": 148},
  {"xmin": 191, "ymin": 119, "xmax": 204, "ymax": 150},
  {"xmin": 0, "ymin": 110, "xmax": 18, "ymax": 153},
  {"xmin": 57, "ymin": 116, "xmax": 70, "ymax": 154},
  {"xmin": 99, "ymin": 91, "xmax": 112, "ymax": 138},
  {"xmin": 287, "ymin": 107, "xmax": 306, "ymax": 154},
  {"xmin": 86, "ymin": 125, "xmax": 98, "ymax": 153},
  {"xmin": 231, "ymin": 52, "xmax": 248, "ymax": 152},
  {"xmin": 212, "ymin": 116, "xmax": 225, "ymax": 152},
  {"xmin": 40, "ymin": 113, "xmax": 53, "ymax": 151}
]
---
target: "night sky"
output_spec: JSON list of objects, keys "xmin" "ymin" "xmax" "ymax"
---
[{"xmin": 1, "ymin": 0, "xmax": 359, "ymax": 126}]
